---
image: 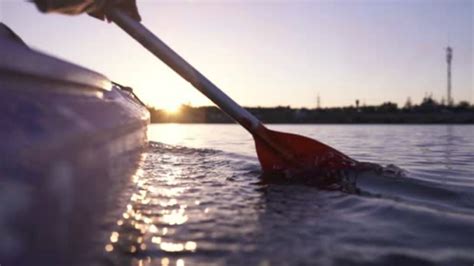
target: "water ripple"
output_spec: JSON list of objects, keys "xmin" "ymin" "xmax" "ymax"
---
[{"xmin": 100, "ymin": 125, "xmax": 474, "ymax": 265}]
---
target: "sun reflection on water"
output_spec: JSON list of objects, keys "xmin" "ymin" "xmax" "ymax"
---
[
  {"xmin": 105, "ymin": 244, "xmax": 114, "ymax": 252},
  {"xmin": 176, "ymin": 258, "xmax": 185, "ymax": 266},
  {"xmin": 148, "ymin": 124, "xmax": 186, "ymax": 147},
  {"xmin": 104, "ymin": 151, "xmax": 198, "ymax": 266},
  {"xmin": 160, "ymin": 208, "xmax": 188, "ymax": 225},
  {"xmin": 110, "ymin": 231, "xmax": 119, "ymax": 243}
]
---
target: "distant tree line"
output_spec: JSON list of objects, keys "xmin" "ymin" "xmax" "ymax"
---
[{"xmin": 148, "ymin": 96, "xmax": 474, "ymax": 124}]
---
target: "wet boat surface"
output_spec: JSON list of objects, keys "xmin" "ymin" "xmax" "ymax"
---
[{"xmin": 0, "ymin": 26, "xmax": 149, "ymax": 266}]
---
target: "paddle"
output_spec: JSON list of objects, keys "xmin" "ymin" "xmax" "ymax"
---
[{"xmin": 106, "ymin": 7, "xmax": 359, "ymax": 174}]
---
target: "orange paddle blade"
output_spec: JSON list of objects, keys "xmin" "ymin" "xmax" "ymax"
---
[{"xmin": 254, "ymin": 127, "xmax": 358, "ymax": 173}]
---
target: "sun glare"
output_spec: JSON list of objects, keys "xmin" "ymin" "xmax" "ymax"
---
[{"xmin": 164, "ymin": 104, "xmax": 182, "ymax": 115}]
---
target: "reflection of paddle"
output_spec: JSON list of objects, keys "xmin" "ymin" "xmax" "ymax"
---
[{"xmin": 106, "ymin": 8, "xmax": 359, "ymax": 173}]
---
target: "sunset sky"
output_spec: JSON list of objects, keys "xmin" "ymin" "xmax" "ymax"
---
[{"xmin": 1, "ymin": 0, "xmax": 472, "ymax": 110}]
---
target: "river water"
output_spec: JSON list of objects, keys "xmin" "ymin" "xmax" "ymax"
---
[{"xmin": 102, "ymin": 124, "xmax": 474, "ymax": 266}]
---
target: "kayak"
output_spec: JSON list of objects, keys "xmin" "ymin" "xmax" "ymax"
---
[{"xmin": 0, "ymin": 25, "xmax": 149, "ymax": 265}]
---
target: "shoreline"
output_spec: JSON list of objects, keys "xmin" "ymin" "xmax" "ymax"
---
[
  {"xmin": 149, "ymin": 122, "xmax": 474, "ymax": 125},
  {"xmin": 148, "ymin": 105, "xmax": 474, "ymax": 124}
]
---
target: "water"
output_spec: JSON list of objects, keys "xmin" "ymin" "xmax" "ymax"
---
[{"xmin": 103, "ymin": 124, "xmax": 474, "ymax": 265}]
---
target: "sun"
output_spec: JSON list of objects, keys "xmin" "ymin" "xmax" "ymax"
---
[{"xmin": 163, "ymin": 103, "xmax": 182, "ymax": 115}]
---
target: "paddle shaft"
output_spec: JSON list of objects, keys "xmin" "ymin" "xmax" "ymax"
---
[
  {"xmin": 107, "ymin": 8, "xmax": 261, "ymax": 133},
  {"xmin": 107, "ymin": 8, "xmax": 299, "ymax": 165}
]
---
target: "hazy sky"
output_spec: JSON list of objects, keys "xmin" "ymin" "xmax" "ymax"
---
[{"xmin": 1, "ymin": 0, "xmax": 472, "ymax": 109}]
